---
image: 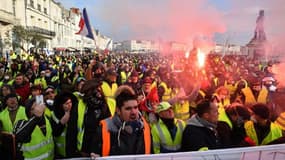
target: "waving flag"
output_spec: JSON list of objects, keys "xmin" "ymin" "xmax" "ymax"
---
[{"xmin": 76, "ymin": 8, "xmax": 94, "ymax": 40}]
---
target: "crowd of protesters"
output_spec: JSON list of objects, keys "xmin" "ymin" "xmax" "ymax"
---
[{"xmin": 0, "ymin": 49, "xmax": 284, "ymax": 159}]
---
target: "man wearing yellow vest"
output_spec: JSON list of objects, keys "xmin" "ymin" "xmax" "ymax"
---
[
  {"xmin": 152, "ymin": 101, "xmax": 185, "ymax": 153},
  {"xmin": 101, "ymin": 68, "xmax": 118, "ymax": 116},
  {"xmin": 245, "ymin": 103, "xmax": 282, "ymax": 145},
  {"xmin": 13, "ymin": 98, "xmax": 54, "ymax": 160},
  {"xmin": 90, "ymin": 85, "xmax": 151, "ymax": 158},
  {"xmin": 0, "ymin": 93, "xmax": 27, "ymax": 133}
]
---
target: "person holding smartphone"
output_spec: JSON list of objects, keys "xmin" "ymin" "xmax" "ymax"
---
[{"xmin": 13, "ymin": 98, "xmax": 54, "ymax": 160}]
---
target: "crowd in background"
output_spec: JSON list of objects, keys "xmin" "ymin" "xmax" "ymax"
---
[{"xmin": 0, "ymin": 49, "xmax": 284, "ymax": 159}]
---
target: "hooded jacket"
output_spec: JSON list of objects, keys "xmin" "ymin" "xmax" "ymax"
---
[
  {"xmin": 91, "ymin": 114, "xmax": 151, "ymax": 156},
  {"xmin": 181, "ymin": 114, "xmax": 221, "ymax": 151}
]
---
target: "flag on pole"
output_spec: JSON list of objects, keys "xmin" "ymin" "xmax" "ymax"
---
[{"xmin": 76, "ymin": 8, "xmax": 94, "ymax": 40}]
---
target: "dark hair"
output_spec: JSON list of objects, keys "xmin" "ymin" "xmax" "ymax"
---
[
  {"xmin": 0, "ymin": 84, "xmax": 15, "ymax": 96},
  {"xmin": 226, "ymin": 103, "xmax": 251, "ymax": 120},
  {"xmin": 196, "ymin": 100, "xmax": 213, "ymax": 117},
  {"xmin": 53, "ymin": 92, "xmax": 78, "ymax": 118},
  {"xmin": 251, "ymin": 103, "xmax": 270, "ymax": 119},
  {"xmin": 115, "ymin": 85, "xmax": 137, "ymax": 109}
]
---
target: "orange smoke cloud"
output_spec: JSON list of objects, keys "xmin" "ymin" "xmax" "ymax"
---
[{"xmin": 272, "ymin": 61, "xmax": 285, "ymax": 88}]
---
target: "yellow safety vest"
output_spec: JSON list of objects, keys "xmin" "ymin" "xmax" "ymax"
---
[
  {"xmin": 159, "ymin": 82, "xmax": 172, "ymax": 101},
  {"xmin": 0, "ymin": 106, "xmax": 27, "ymax": 133},
  {"xmin": 55, "ymin": 127, "xmax": 67, "ymax": 157},
  {"xmin": 151, "ymin": 119, "xmax": 185, "ymax": 153},
  {"xmin": 120, "ymin": 71, "xmax": 130, "ymax": 84},
  {"xmin": 50, "ymin": 111, "xmax": 67, "ymax": 157},
  {"xmin": 242, "ymin": 87, "xmax": 268, "ymax": 104},
  {"xmin": 21, "ymin": 117, "xmax": 54, "ymax": 160},
  {"xmin": 173, "ymin": 101, "xmax": 190, "ymax": 121},
  {"xmin": 218, "ymin": 107, "xmax": 233, "ymax": 129},
  {"xmin": 101, "ymin": 81, "xmax": 117, "ymax": 116},
  {"xmin": 244, "ymin": 121, "xmax": 282, "ymax": 145},
  {"xmin": 34, "ymin": 77, "xmax": 48, "ymax": 89},
  {"xmin": 76, "ymin": 97, "xmax": 86, "ymax": 151},
  {"xmin": 224, "ymin": 81, "xmax": 237, "ymax": 95}
]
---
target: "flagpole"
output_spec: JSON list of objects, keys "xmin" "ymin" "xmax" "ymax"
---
[
  {"xmin": 92, "ymin": 28, "xmax": 97, "ymax": 53},
  {"xmin": 81, "ymin": 36, "xmax": 84, "ymax": 55}
]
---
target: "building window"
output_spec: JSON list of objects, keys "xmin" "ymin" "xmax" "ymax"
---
[
  {"xmin": 37, "ymin": 4, "xmax": 41, "ymax": 11},
  {"xmin": 44, "ymin": 8, "xmax": 47, "ymax": 14},
  {"xmin": 30, "ymin": 0, "xmax": 34, "ymax": 8}
]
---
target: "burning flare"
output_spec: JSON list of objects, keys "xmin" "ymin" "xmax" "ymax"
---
[
  {"xmin": 197, "ymin": 48, "xmax": 206, "ymax": 68},
  {"xmin": 185, "ymin": 50, "xmax": 190, "ymax": 59}
]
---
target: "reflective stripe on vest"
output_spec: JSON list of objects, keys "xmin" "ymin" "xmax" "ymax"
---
[
  {"xmin": 100, "ymin": 117, "xmax": 151, "ymax": 156},
  {"xmin": 24, "ymin": 150, "xmax": 53, "ymax": 160},
  {"xmin": 0, "ymin": 106, "xmax": 27, "ymax": 133},
  {"xmin": 245, "ymin": 121, "xmax": 282, "ymax": 145},
  {"xmin": 22, "ymin": 138, "xmax": 53, "ymax": 152},
  {"xmin": 21, "ymin": 117, "xmax": 54, "ymax": 160},
  {"xmin": 153, "ymin": 119, "xmax": 185, "ymax": 152}
]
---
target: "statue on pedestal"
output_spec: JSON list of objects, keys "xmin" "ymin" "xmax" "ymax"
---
[{"xmin": 254, "ymin": 10, "xmax": 266, "ymax": 41}]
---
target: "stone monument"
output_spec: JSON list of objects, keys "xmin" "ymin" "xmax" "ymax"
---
[{"xmin": 247, "ymin": 10, "xmax": 267, "ymax": 59}]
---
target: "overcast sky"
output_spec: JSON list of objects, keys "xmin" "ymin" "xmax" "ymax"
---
[{"xmin": 57, "ymin": 0, "xmax": 285, "ymax": 47}]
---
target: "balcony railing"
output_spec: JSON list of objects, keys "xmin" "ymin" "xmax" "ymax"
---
[{"xmin": 27, "ymin": 26, "xmax": 56, "ymax": 36}]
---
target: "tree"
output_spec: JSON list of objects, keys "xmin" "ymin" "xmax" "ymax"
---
[{"xmin": 12, "ymin": 25, "xmax": 45, "ymax": 52}]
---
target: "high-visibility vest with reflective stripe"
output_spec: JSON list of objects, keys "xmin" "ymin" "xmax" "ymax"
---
[
  {"xmin": 101, "ymin": 81, "xmax": 117, "ymax": 116},
  {"xmin": 77, "ymin": 97, "xmax": 86, "ymax": 151},
  {"xmin": 100, "ymin": 117, "xmax": 151, "ymax": 156},
  {"xmin": 54, "ymin": 126, "xmax": 67, "ymax": 157},
  {"xmin": 242, "ymin": 87, "xmax": 268, "ymax": 104},
  {"xmin": 244, "ymin": 121, "xmax": 282, "ymax": 145},
  {"xmin": 151, "ymin": 119, "xmax": 185, "ymax": 153},
  {"xmin": 0, "ymin": 106, "xmax": 27, "ymax": 133},
  {"xmin": 159, "ymin": 82, "xmax": 172, "ymax": 101},
  {"xmin": 21, "ymin": 117, "xmax": 54, "ymax": 160}
]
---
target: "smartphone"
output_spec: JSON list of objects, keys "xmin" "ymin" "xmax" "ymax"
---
[{"xmin": 36, "ymin": 95, "xmax": 44, "ymax": 104}]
